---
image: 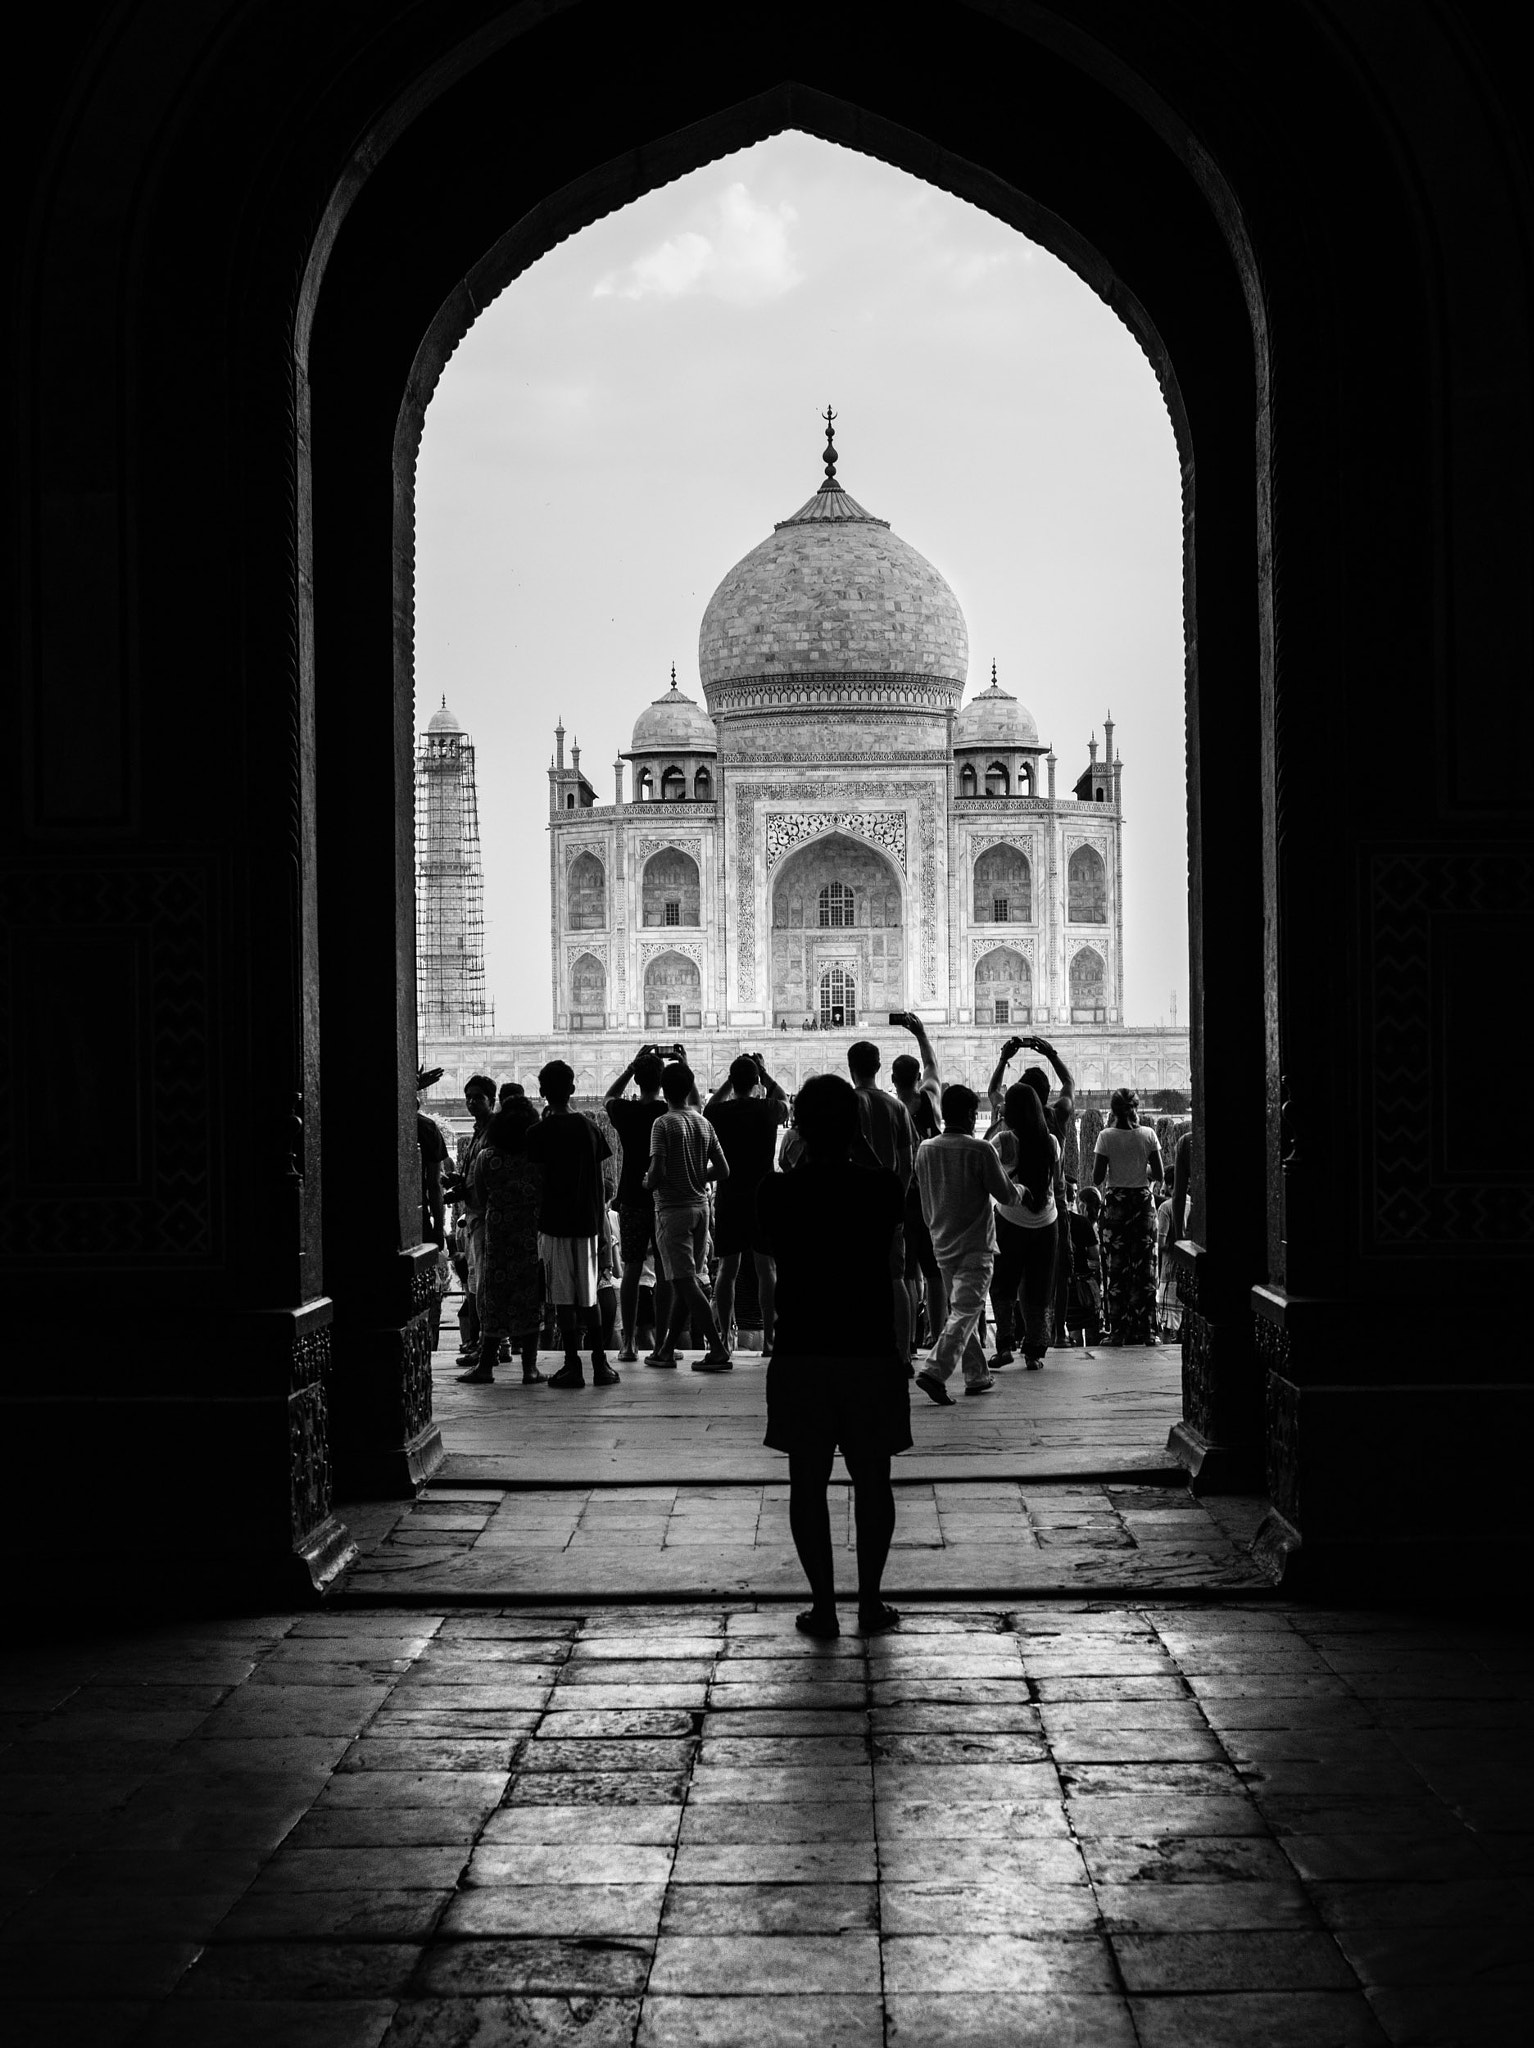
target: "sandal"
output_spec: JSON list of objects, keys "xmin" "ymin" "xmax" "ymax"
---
[
  {"xmin": 858, "ymin": 1602, "xmax": 901, "ymax": 1635},
  {"xmin": 795, "ymin": 1607, "xmax": 840, "ymax": 1639}
]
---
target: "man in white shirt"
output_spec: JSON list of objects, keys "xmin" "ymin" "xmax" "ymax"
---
[{"xmin": 914, "ymin": 1084, "xmax": 1027, "ymax": 1403}]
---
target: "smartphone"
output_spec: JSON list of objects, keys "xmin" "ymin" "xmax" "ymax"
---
[{"xmin": 887, "ymin": 1012, "xmax": 904, "ymax": 1025}]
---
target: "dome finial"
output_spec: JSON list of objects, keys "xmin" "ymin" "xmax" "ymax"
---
[
  {"xmin": 820, "ymin": 404, "xmax": 840, "ymax": 492},
  {"xmin": 670, "ymin": 662, "xmax": 678, "ymax": 692},
  {"xmin": 991, "ymin": 659, "xmax": 998, "ymax": 689}
]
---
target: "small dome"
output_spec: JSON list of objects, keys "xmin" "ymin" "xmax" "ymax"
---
[
  {"xmin": 630, "ymin": 679, "xmax": 716, "ymax": 754},
  {"xmin": 427, "ymin": 698, "xmax": 462, "ymax": 735},
  {"xmin": 954, "ymin": 669, "xmax": 1039, "ymax": 748}
]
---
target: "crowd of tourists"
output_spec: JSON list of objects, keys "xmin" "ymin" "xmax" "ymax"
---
[
  {"xmin": 418, "ymin": 1024, "xmax": 1191, "ymax": 1394},
  {"xmin": 417, "ymin": 1029, "xmax": 1192, "ymax": 1635}
]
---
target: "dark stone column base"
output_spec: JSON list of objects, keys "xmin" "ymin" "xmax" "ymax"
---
[
  {"xmin": 335, "ymin": 1419, "xmax": 444, "ymax": 1501},
  {"xmin": 330, "ymin": 1248, "xmax": 446, "ymax": 1501},
  {"xmin": 1166, "ymin": 1420, "xmax": 1264, "ymax": 1495},
  {"xmin": 292, "ymin": 1511, "xmax": 359, "ymax": 1595},
  {"xmin": 1167, "ymin": 1242, "xmax": 1264, "ymax": 1492}
]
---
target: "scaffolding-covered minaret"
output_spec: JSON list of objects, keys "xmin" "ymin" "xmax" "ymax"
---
[{"xmin": 415, "ymin": 697, "xmax": 492, "ymax": 1038}]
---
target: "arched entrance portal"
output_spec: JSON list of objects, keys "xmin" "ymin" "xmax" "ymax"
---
[
  {"xmin": 306, "ymin": 20, "xmax": 1278, "ymax": 1563},
  {"xmin": 819, "ymin": 965, "xmax": 857, "ymax": 1030},
  {"xmin": 770, "ymin": 831, "xmax": 904, "ymax": 1027}
]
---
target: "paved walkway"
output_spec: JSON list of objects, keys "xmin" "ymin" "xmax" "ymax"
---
[
  {"xmin": 337, "ymin": 1335, "xmax": 1268, "ymax": 1602},
  {"xmin": 3, "ymin": 1602, "xmax": 1526, "ymax": 2045},
  {"xmin": 431, "ymin": 1328, "xmax": 1185, "ymax": 1487}
]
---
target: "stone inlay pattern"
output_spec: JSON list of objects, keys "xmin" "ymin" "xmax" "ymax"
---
[
  {"xmin": 734, "ymin": 781, "xmax": 941, "ymax": 1002},
  {"xmin": 1, "ymin": 1600, "xmax": 1523, "ymax": 2043},
  {"xmin": 764, "ymin": 810, "xmax": 907, "ymax": 875}
]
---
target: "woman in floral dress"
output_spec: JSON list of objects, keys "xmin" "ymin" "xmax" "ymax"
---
[
  {"xmin": 460, "ymin": 1096, "xmax": 546, "ymax": 1385},
  {"xmin": 1091, "ymin": 1090, "xmax": 1164, "ymax": 1346}
]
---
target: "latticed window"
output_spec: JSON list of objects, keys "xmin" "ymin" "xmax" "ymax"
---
[
  {"xmin": 666, "ymin": 1003, "xmax": 681, "ymax": 1028},
  {"xmin": 818, "ymin": 882, "xmax": 854, "ymax": 928},
  {"xmin": 995, "ymin": 998, "xmax": 1011, "ymax": 1025},
  {"xmin": 993, "ymin": 897, "xmax": 1009, "ymax": 922},
  {"xmin": 664, "ymin": 900, "xmax": 680, "ymax": 926},
  {"xmin": 819, "ymin": 966, "xmax": 857, "ymax": 1029}
]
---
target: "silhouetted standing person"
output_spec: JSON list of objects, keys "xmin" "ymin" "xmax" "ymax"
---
[
  {"xmin": 759, "ymin": 1074, "xmax": 908, "ymax": 1638},
  {"xmin": 705, "ymin": 1052, "xmax": 788, "ymax": 1354},
  {"xmin": 525, "ymin": 1061, "xmax": 621, "ymax": 1387},
  {"xmin": 460, "ymin": 1095, "xmax": 547, "ymax": 1385},
  {"xmin": 1093, "ymin": 1087, "xmax": 1164, "ymax": 1345}
]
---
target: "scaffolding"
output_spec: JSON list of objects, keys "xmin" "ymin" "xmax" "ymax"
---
[{"xmin": 414, "ymin": 708, "xmax": 493, "ymax": 1039}]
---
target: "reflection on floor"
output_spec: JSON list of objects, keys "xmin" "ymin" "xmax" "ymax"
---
[{"xmin": 3, "ymin": 1603, "xmax": 1526, "ymax": 2044}]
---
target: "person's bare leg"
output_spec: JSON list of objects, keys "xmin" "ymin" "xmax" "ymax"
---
[
  {"xmin": 714, "ymin": 1251, "xmax": 741, "ymax": 1349},
  {"xmin": 788, "ymin": 1443, "xmax": 838, "ymax": 1631},
  {"xmin": 846, "ymin": 1450, "xmax": 897, "ymax": 1630},
  {"xmin": 619, "ymin": 1259, "xmax": 643, "ymax": 1356},
  {"xmin": 754, "ymin": 1251, "xmax": 776, "ymax": 1350}
]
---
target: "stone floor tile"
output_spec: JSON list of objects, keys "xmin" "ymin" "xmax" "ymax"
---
[
  {"xmin": 2, "ymin": 1887, "xmax": 237, "ymax": 1943},
  {"xmin": 878, "ymin": 1879, "xmax": 1100, "ymax": 1934},
  {"xmin": 506, "ymin": 1770, "xmax": 687, "ymax": 1807},
  {"xmin": 1064, "ymin": 1794, "xmax": 1268, "ymax": 1836},
  {"xmin": 875, "ymin": 1763, "xmax": 1061, "ymax": 1803},
  {"xmin": 1332, "ymin": 1924, "xmax": 1526, "ymax": 1988},
  {"xmin": 214, "ymin": 1887, "xmax": 455, "ymax": 1943},
  {"xmin": 519, "ymin": 1739, "xmax": 695, "ymax": 1775},
  {"xmin": 871, "ymin": 1731, "xmax": 1049, "ymax": 1765},
  {"xmin": 1077, "ymin": 1835, "xmax": 1296, "ymax": 1885},
  {"xmin": 1254, "ymin": 1800, "xmax": 1466, "ymax": 1838},
  {"xmin": 1032, "ymin": 1675, "xmax": 1193, "ymax": 1703},
  {"xmin": 637, "ymin": 1994, "xmax": 884, "ymax": 2047},
  {"xmin": 0, "ymin": 1937, "xmax": 201, "ymax": 1999},
  {"xmin": 1131, "ymin": 1991, "xmax": 1390, "ymax": 2047},
  {"xmin": 135, "ymin": 1998, "xmax": 398, "ymax": 2046},
  {"xmin": 1049, "ymin": 1728, "xmax": 1227, "ymax": 1764},
  {"xmin": 1059, "ymin": 1761, "xmax": 1243, "ymax": 1796},
  {"xmin": 700, "ymin": 1703, "xmax": 868, "ymax": 1736},
  {"xmin": 535, "ymin": 1710, "xmax": 695, "ymax": 1740},
  {"xmin": 337, "ymin": 1739, "xmax": 522, "ymax": 1774},
  {"xmin": 876, "ymin": 1798, "xmax": 1071, "ymax": 1840},
  {"xmin": 881, "ymin": 1932, "xmax": 1118, "ymax": 1993},
  {"xmin": 569, "ymin": 1639, "xmax": 722, "ymax": 1662},
  {"xmin": 479, "ymin": 1805, "xmax": 682, "ymax": 1846},
  {"xmin": 380, "ymin": 1686, "xmax": 554, "ymax": 1713},
  {"xmin": 1276, "ymin": 1833, "xmax": 1498, "ymax": 1884},
  {"xmin": 283, "ymin": 1806, "xmax": 491, "ymax": 1850},
  {"xmin": 1365, "ymin": 1982, "xmax": 1530, "ymax": 2046},
  {"xmin": 46, "ymin": 1847, "xmax": 262, "ymax": 1896},
  {"xmin": 558, "ymin": 1662, "xmax": 715, "ymax": 1687},
  {"xmin": 440, "ymin": 1882, "xmax": 665, "ymax": 1938},
  {"xmin": 4, "ymin": 2002, "xmax": 151, "ymax": 2047},
  {"xmin": 1307, "ymin": 1880, "xmax": 1515, "ymax": 1930},
  {"xmin": 1039, "ymin": 1700, "xmax": 1210, "ymax": 1732},
  {"xmin": 1093, "ymin": 1882, "xmax": 1319, "ymax": 1932},
  {"xmin": 868, "ymin": 1703, "xmax": 1042, "ymax": 1734},
  {"xmin": 384, "ymin": 1994, "xmax": 641, "ymax": 2045},
  {"xmin": 178, "ymin": 1942, "xmax": 423, "ymax": 1999},
  {"xmin": 318, "ymin": 1772, "xmax": 510, "ymax": 1809},
  {"xmin": 466, "ymin": 1843, "xmax": 673, "ymax": 1886},
  {"xmin": 688, "ymin": 1765, "xmax": 872, "ymax": 1803},
  {"xmin": 670, "ymin": 1843, "xmax": 878, "ymax": 1884},
  {"xmin": 718, "ymin": 1637, "xmax": 866, "ymax": 1662},
  {"xmin": 679, "ymin": 1801, "xmax": 874, "ymax": 1845},
  {"xmin": 409, "ymin": 1938, "xmax": 652, "ymax": 1998},
  {"xmin": 869, "ymin": 1679, "xmax": 1034, "ymax": 1707},
  {"xmin": 699, "ymin": 1736, "xmax": 869, "ymax": 1768},
  {"xmin": 884, "ymin": 1992, "xmax": 1137, "ymax": 2045},
  {"xmin": 538, "ymin": 1686, "xmax": 708, "ymax": 1713},
  {"xmin": 876, "ymin": 1837, "xmax": 1088, "ymax": 1885},
  {"xmin": 647, "ymin": 1932, "xmax": 881, "ymax": 1994},
  {"xmin": 1111, "ymin": 1930, "xmax": 1358, "ymax": 1992},
  {"xmin": 251, "ymin": 1846, "xmax": 469, "ymax": 1893},
  {"xmin": 661, "ymin": 1882, "xmax": 877, "ymax": 1934},
  {"xmin": 707, "ymin": 1683, "xmax": 869, "ymax": 1711}
]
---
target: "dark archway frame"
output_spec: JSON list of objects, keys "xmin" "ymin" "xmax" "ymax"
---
[{"xmin": 303, "ymin": 17, "xmax": 1272, "ymax": 1500}]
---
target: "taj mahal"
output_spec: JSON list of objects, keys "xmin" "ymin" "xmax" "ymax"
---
[{"xmin": 419, "ymin": 419, "xmax": 1189, "ymax": 1111}]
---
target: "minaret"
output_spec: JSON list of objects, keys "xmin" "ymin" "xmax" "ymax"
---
[{"xmin": 414, "ymin": 697, "xmax": 491, "ymax": 1038}]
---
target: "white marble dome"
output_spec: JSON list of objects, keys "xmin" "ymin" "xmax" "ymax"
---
[
  {"xmin": 427, "ymin": 698, "xmax": 462, "ymax": 734},
  {"xmin": 954, "ymin": 672, "xmax": 1039, "ymax": 748},
  {"xmin": 698, "ymin": 477, "xmax": 969, "ymax": 687},
  {"xmin": 630, "ymin": 681, "xmax": 715, "ymax": 753}
]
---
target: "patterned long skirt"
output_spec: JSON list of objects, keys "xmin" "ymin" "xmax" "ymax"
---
[{"xmin": 1101, "ymin": 1187, "xmax": 1157, "ymax": 1343}]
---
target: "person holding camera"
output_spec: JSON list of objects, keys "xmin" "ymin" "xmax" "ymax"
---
[
  {"xmin": 644, "ymin": 1060, "xmax": 732, "ymax": 1370},
  {"xmin": 604, "ymin": 1043, "xmax": 681, "ymax": 1362},
  {"xmin": 705, "ymin": 1051, "xmax": 788, "ymax": 1355}
]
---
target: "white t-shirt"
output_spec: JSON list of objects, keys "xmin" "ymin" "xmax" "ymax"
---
[
  {"xmin": 991, "ymin": 1132, "xmax": 1060, "ymax": 1230},
  {"xmin": 1095, "ymin": 1123, "xmax": 1158, "ymax": 1188}
]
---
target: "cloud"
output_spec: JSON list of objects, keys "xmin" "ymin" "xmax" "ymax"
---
[{"xmin": 594, "ymin": 183, "xmax": 802, "ymax": 304}]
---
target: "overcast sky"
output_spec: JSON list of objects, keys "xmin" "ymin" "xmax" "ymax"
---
[{"xmin": 415, "ymin": 133, "xmax": 1188, "ymax": 1032}]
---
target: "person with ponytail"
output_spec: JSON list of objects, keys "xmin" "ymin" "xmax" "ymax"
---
[{"xmin": 989, "ymin": 1079, "xmax": 1065, "ymax": 1370}]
